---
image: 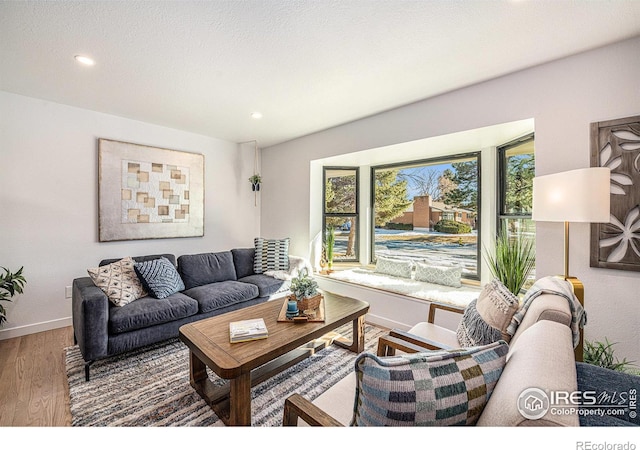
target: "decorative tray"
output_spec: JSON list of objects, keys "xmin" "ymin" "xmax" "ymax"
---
[{"xmin": 277, "ymin": 297, "xmax": 325, "ymax": 323}]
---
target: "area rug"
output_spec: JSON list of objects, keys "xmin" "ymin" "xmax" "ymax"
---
[{"xmin": 65, "ymin": 323, "xmax": 387, "ymax": 426}]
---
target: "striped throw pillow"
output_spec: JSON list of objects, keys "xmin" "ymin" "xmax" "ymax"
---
[
  {"xmin": 352, "ymin": 341, "xmax": 509, "ymax": 426},
  {"xmin": 134, "ymin": 257, "xmax": 185, "ymax": 299},
  {"xmin": 253, "ymin": 237, "xmax": 290, "ymax": 274}
]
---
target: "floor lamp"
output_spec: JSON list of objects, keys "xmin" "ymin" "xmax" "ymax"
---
[{"xmin": 532, "ymin": 167, "xmax": 610, "ymax": 362}]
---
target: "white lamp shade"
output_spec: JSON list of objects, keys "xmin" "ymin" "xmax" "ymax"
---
[{"xmin": 532, "ymin": 167, "xmax": 610, "ymax": 223}]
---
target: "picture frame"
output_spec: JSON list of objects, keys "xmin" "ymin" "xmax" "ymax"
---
[
  {"xmin": 590, "ymin": 114, "xmax": 640, "ymax": 271},
  {"xmin": 98, "ymin": 138, "xmax": 204, "ymax": 242}
]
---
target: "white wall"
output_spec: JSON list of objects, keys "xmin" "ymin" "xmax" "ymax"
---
[
  {"xmin": 261, "ymin": 36, "xmax": 640, "ymax": 361},
  {"xmin": 0, "ymin": 92, "xmax": 260, "ymax": 339}
]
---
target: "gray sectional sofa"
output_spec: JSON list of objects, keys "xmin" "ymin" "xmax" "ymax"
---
[{"xmin": 72, "ymin": 248, "xmax": 291, "ymax": 380}]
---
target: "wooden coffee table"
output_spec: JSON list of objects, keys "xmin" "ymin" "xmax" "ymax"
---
[{"xmin": 178, "ymin": 291, "xmax": 369, "ymax": 426}]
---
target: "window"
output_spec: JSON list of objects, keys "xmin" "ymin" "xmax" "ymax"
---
[
  {"xmin": 323, "ymin": 167, "xmax": 359, "ymax": 262},
  {"xmin": 371, "ymin": 153, "xmax": 481, "ymax": 280},
  {"xmin": 497, "ymin": 134, "xmax": 535, "ymax": 237},
  {"xmin": 497, "ymin": 134, "xmax": 535, "ymax": 282}
]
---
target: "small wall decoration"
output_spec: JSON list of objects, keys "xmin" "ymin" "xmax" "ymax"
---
[
  {"xmin": 590, "ymin": 114, "xmax": 640, "ymax": 271},
  {"xmin": 99, "ymin": 139, "xmax": 204, "ymax": 242}
]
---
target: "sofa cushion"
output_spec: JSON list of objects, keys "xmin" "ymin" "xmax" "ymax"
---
[
  {"xmin": 134, "ymin": 256, "xmax": 185, "ymax": 299},
  {"xmin": 352, "ymin": 340, "xmax": 509, "ymax": 426},
  {"xmin": 183, "ymin": 280, "xmax": 259, "ymax": 313},
  {"xmin": 178, "ymin": 251, "xmax": 237, "ymax": 290},
  {"xmin": 231, "ymin": 248, "xmax": 256, "ymax": 279},
  {"xmin": 88, "ymin": 257, "xmax": 147, "ymax": 306},
  {"xmin": 238, "ymin": 274, "xmax": 287, "ymax": 297},
  {"xmin": 253, "ymin": 237, "xmax": 290, "ymax": 274},
  {"xmin": 374, "ymin": 256, "xmax": 413, "ymax": 278},
  {"xmin": 415, "ymin": 263, "xmax": 462, "ymax": 288},
  {"xmin": 100, "ymin": 254, "xmax": 176, "ymax": 267},
  {"xmin": 109, "ymin": 292, "xmax": 198, "ymax": 334}
]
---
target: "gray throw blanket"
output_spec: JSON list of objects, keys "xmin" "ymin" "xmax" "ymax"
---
[{"xmin": 506, "ymin": 276, "xmax": 586, "ymax": 348}]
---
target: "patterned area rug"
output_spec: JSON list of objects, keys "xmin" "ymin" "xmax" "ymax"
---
[{"xmin": 65, "ymin": 323, "xmax": 387, "ymax": 426}]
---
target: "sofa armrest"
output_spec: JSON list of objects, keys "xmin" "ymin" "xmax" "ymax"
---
[
  {"xmin": 377, "ymin": 329, "xmax": 454, "ymax": 356},
  {"xmin": 510, "ymin": 293, "xmax": 572, "ymax": 348},
  {"xmin": 428, "ymin": 302, "xmax": 464, "ymax": 324},
  {"xmin": 72, "ymin": 277, "xmax": 110, "ymax": 362},
  {"xmin": 283, "ymin": 394, "xmax": 344, "ymax": 426}
]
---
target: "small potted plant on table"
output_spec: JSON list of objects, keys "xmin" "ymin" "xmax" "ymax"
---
[{"xmin": 289, "ymin": 268, "xmax": 321, "ymax": 313}]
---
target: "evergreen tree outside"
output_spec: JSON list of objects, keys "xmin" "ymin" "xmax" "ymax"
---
[
  {"xmin": 504, "ymin": 153, "xmax": 534, "ymax": 214},
  {"xmin": 441, "ymin": 160, "xmax": 478, "ymax": 212},
  {"xmin": 373, "ymin": 169, "xmax": 412, "ymax": 227}
]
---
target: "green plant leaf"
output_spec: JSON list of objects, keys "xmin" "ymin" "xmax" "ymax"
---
[{"xmin": 482, "ymin": 232, "xmax": 535, "ymax": 295}]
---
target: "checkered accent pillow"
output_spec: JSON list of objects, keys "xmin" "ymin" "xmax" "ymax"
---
[
  {"xmin": 134, "ymin": 257, "xmax": 185, "ymax": 299},
  {"xmin": 253, "ymin": 237, "xmax": 290, "ymax": 274},
  {"xmin": 87, "ymin": 256, "xmax": 147, "ymax": 306},
  {"xmin": 352, "ymin": 341, "xmax": 508, "ymax": 426}
]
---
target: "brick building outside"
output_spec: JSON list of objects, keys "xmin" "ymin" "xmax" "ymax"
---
[{"xmin": 392, "ymin": 195, "xmax": 476, "ymax": 231}]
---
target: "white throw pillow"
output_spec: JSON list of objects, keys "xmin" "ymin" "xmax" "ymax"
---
[
  {"xmin": 87, "ymin": 256, "xmax": 147, "ymax": 306},
  {"xmin": 374, "ymin": 256, "xmax": 413, "ymax": 279},
  {"xmin": 414, "ymin": 262, "xmax": 462, "ymax": 288}
]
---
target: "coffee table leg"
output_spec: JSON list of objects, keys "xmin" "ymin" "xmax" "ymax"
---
[
  {"xmin": 189, "ymin": 350, "xmax": 208, "ymax": 391},
  {"xmin": 229, "ymin": 372, "xmax": 251, "ymax": 426},
  {"xmin": 334, "ymin": 314, "xmax": 365, "ymax": 353}
]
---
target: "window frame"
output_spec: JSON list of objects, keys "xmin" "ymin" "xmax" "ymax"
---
[
  {"xmin": 497, "ymin": 133, "xmax": 535, "ymax": 236},
  {"xmin": 322, "ymin": 166, "xmax": 360, "ymax": 263},
  {"xmin": 370, "ymin": 151, "xmax": 482, "ymax": 281}
]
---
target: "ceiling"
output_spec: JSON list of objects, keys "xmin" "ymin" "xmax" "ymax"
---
[{"xmin": 2, "ymin": 1, "xmax": 640, "ymax": 148}]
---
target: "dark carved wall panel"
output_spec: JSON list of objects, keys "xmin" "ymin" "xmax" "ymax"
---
[{"xmin": 590, "ymin": 114, "xmax": 640, "ymax": 271}]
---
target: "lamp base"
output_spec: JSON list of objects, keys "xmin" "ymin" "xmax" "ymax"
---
[{"xmin": 554, "ymin": 275, "xmax": 584, "ymax": 362}]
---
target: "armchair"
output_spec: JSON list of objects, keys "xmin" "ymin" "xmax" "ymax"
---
[
  {"xmin": 283, "ymin": 288, "xmax": 582, "ymax": 427},
  {"xmin": 376, "ymin": 302, "xmax": 463, "ymax": 356}
]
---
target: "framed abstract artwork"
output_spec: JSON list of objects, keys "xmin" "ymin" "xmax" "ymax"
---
[
  {"xmin": 590, "ymin": 115, "xmax": 640, "ymax": 271},
  {"xmin": 98, "ymin": 139, "xmax": 204, "ymax": 242}
]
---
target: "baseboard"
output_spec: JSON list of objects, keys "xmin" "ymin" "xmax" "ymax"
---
[
  {"xmin": 365, "ymin": 314, "xmax": 410, "ymax": 332},
  {"xmin": 0, "ymin": 317, "xmax": 72, "ymax": 340}
]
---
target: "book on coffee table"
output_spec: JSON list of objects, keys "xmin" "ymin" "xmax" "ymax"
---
[{"xmin": 229, "ymin": 318, "xmax": 268, "ymax": 343}]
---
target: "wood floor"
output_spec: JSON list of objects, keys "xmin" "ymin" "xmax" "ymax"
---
[{"xmin": 0, "ymin": 326, "xmax": 74, "ymax": 426}]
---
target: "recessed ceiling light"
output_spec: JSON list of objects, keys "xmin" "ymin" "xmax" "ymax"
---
[
  {"xmin": 251, "ymin": 112, "xmax": 263, "ymax": 119},
  {"xmin": 74, "ymin": 55, "xmax": 95, "ymax": 66}
]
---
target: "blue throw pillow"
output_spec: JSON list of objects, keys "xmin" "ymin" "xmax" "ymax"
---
[{"xmin": 134, "ymin": 257, "xmax": 185, "ymax": 299}]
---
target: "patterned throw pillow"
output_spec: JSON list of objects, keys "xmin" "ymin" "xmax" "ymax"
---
[
  {"xmin": 414, "ymin": 262, "xmax": 462, "ymax": 288},
  {"xmin": 134, "ymin": 257, "xmax": 185, "ymax": 299},
  {"xmin": 87, "ymin": 256, "xmax": 147, "ymax": 306},
  {"xmin": 374, "ymin": 256, "xmax": 413, "ymax": 279},
  {"xmin": 456, "ymin": 279, "xmax": 519, "ymax": 346},
  {"xmin": 475, "ymin": 278, "xmax": 520, "ymax": 335},
  {"xmin": 253, "ymin": 237, "xmax": 290, "ymax": 274},
  {"xmin": 352, "ymin": 341, "xmax": 509, "ymax": 426}
]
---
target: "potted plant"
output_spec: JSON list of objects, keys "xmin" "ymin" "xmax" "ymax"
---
[
  {"xmin": 325, "ymin": 226, "xmax": 335, "ymax": 272},
  {"xmin": 248, "ymin": 174, "xmax": 262, "ymax": 191},
  {"xmin": 483, "ymin": 231, "xmax": 535, "ymax": 295},
  {"xmin": 1, "ymin": 266, "xmax": 26, "ymax": 326},
  {"xmin": 290, "ymin": 268, "xmax": 321, "ymax": 312},
  {"xmin": 584, "ymin": 338, "xmax": 637, "ymax": 373}
]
